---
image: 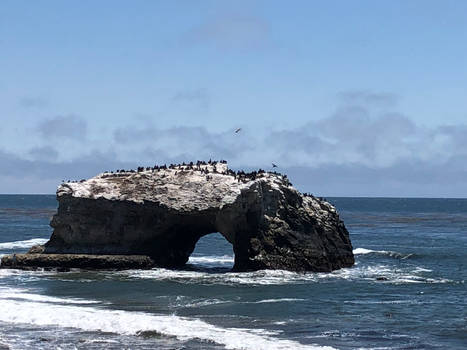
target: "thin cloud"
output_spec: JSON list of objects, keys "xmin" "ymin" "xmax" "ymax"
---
[
  {"xmin": 0, "ymin": 149, "xmax": 133, "ymax": 180},
  {"xmin": 18, "ymin": 97, "xmax": 48, "ymax": 108},
  {"xmin": 184, "ymin": 13, "xmax": 271, "ymax": 51},
  {"xmin": 112, "ymin": 108, "xmax": 467, "ymax": 173},
  {"xmin": 36, "ymin": 115, "xmax": 87, "ymax": 140},
  {"xmin": 337, "ymin": 90, "xmax": 399, "ymax": 107},
  {"xmin": 286, "ymin": 156, "xmax": 467, "ymax": 198},
  {"xmin": 3, "ymin": 89, "xmax": 467, "ymax": 196},
  {"xmin": 28, "ymin": 146, "xmax": 59, "ymax": 161},
  {"xmin": 265, "ymin": 111, "xmax": 418, "ymax": 167},
  {"xmin": 172, "ymin": 88, "xmax": 210, "ymax": 111},
  {"xmin": 113, "ymin": 125, "xmax": 255, "ymax": 162}
]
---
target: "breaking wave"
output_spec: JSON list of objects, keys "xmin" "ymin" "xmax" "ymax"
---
[
  {"xmin": 0, "ymin": 238, "xmax": 48, "ymax": 250},
  {"xmin": 0, "ymin": 288, "xmax": 334, "ymax": 350},
  {"xmin": 171, "ymin": 297, "xmax": 305, "ymax": 309},
  {"xmin": 120, "ymin": 263, "xmax": 454, "ymax": 286},
  {"xmin": 251, "ymin": 298, "xmax": 305, "ymax": 304},
  {"xmin": 0, "ymin": 287, "xmax": 101, "ymax": 305},
  {"xmin": 353, "ymin": 247, "xmax": 414, "ymax": 259},
  {"xmin": 188, "ymin": 255, "xmax": 234, "ymax": 266}
]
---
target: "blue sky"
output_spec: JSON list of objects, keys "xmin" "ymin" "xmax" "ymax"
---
[{"xmin": 1, "ymin": 0, "xmax": 466, "ymax": 196}]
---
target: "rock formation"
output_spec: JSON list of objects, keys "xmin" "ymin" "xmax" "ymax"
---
[{"xmin": 1, "ymin": 161, "xmax": 354, "ymax": 272}]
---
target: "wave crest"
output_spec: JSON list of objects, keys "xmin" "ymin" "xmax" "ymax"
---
[
  {"xmin": 0, "ymin": 290, "xmax": 334, "ymax": 350},
  {"xmin": 353, "ymin": 247, "xmax": 414, "ymax": 259},
  {"xmin": 0, "ymin": 238, "xmax": 48, "ymax": 250}
]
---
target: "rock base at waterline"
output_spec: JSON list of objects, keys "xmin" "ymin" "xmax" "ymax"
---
[{"xmin": 0, "ymin": 253, "xmax": 154, "ymax": 270}]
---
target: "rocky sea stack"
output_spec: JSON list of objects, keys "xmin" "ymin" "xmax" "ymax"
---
[{"xmin": 1, "ymin": 161, "xmax": 354, "ymax": 272}]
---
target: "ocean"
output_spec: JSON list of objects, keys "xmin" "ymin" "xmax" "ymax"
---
[{"xmin": 0, "ymin": 195, "xmax": 465, "ymax": 349}]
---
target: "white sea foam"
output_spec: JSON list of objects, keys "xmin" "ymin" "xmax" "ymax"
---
[
  {"xmin": 0, "ymin": 268, "xmax": 55, "ymax": 282},
  {"xmin": 1, "ymin": 259, "xmax": 452, "ymax": 286},
  {"xmin": 0, "ymin": 238, "xmax": 48, "ymax": 250},
  {"xmin": 413, "ymin": 267, "xmax": 433, "ymax": 273},
  {"xmin": 173, "ymin": 297, "xmax": 306, "ymax": 308},
  {"xmin": 253, "ymin": 298, "xmax": 305, "ymax": 304},
  {"xmin": 122, "ymin": 268, "xmax": 309, "ymax": 285},
  {"xmin": 120, "ymin": 263, "xmax": 453, "ymax": 286},
  {"xmin": 171, "ymin": 297, "xmax": 229, "ymax": 308},
  {"xmin": 353, "ymin": 248, "xmax": 375, "ymax": 255},
  {"xmin": 332, "ymin": 264, "xmax": 455, "ymax": 284},
  {"xmin": 0, "ymin": 287, "xmax": 101, "ymax": 305},
  {"xmin": 188, "ymin": 255, "xmax": 234, "ymax": 265},
  {"xmin": 344, "ymin": 299, "xmax": 420, "ymax": 305},
  {"xmin": 353, "ymin": 247, "xmax": 413, "ymax": 259},
  {"xmin": 0, "ymin": 291, "xmax": 335, "ymax": 350},
  {"xmin": 0, "ymin": 247, "xmax": 453, "ymax": 287}
]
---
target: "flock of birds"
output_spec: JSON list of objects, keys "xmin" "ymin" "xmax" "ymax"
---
[
  {"xmin": 59, "ymin": 126, "xmax": 326, "ymax": 201},
  {"xmin": 95, "ymin": 159, "xmax": 291, "ymax": 186},
  {"xmin": 65, "ymin": 127, "xmax": 285, "ymax": 185}
]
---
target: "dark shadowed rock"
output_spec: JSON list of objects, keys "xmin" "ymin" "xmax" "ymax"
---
[
  {"xmin": 1, "ymin": 162, "xmax": 354, "ymax": 272},
  {"xmin": 1, "ymin": 253, "xmax": 154, "ymax": 270}
]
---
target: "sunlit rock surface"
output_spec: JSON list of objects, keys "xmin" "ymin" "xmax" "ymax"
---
[{"xmin": 1, "ymin": 161, "xmax": 354, "ymax": 272}]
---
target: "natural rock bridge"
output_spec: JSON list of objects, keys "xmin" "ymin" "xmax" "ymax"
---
[{"xmin": 1, "ymin": 162, "xmax": 354, "ymax": 272}]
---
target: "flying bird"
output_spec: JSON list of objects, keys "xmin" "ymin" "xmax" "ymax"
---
[
  {"xmin": 272, "ymin": 163, "xmax": 278, "ymax": 168},
  {"xmin": 235, "ymin": 128, "xmax": 242, "ymax": 133}
]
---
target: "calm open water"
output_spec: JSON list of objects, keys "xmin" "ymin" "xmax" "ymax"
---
[{"xmin": 0, "ymin": 195, "xmax": 465, "ymax": 349}]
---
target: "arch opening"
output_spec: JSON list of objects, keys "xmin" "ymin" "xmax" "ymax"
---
[{"xmin": 187, "ymin": 232, "xmax": 234, "ymax": 271}]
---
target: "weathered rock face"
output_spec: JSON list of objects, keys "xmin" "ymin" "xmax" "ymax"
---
[{"xmin": 2, "ymin": 162, "xmax": 354, "ymax": 272}]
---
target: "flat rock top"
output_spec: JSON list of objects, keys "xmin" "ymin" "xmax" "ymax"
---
[{"xmin": 58, "ymin": 163, "xmax": 291, "ymax": 211}]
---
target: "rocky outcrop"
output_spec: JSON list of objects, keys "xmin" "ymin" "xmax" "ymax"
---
[
  {"xmin": 1, "ymin": 253, "xmax": 154, "ymax": 270},
  {"xmin": 1, "ymin": 161, "xmax": 354, "ymax": 272}
]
